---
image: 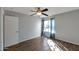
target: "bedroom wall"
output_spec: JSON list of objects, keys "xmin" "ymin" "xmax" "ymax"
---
[
  {"xmin": 0, "ymin": 8, "xmax": 4, "ymax": 50},
  {"xmin": 4, "ymin": 10, "xmax": 41, "ymax": 45},
  {"xmin": 55, "ymin": 10, "xmax": 79, "ymax": 45},
  {"xmin": 0, "ymin": 8, "xmax": 1, "ymax": 50},
  {"xmin": 19, "ymin": 15, "xmax": 41, "ymax": 42}
]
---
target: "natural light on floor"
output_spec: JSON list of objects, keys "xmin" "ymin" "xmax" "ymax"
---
[{"xmin": 47, "ymin": 39, "xmax": 63, "ymax": 51}]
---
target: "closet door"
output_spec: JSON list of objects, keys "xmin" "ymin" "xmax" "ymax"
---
[{"xmin": 4, "ymin": 16, "xmax": 19, "ymax": 47}]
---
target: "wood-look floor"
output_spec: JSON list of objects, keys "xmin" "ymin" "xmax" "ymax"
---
[
  {"xmin": 4, "ymin": 37, "xmax": 51, "ymax": 51},
  {"xmin": 4, "ymin": 37, "xmax": 79, "ymax": 51},
  {"xmin": 53, "ymin": 39, "xmax": 79, "ymax": 51}
]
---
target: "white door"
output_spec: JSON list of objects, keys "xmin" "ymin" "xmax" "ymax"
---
[{"xmin": 4, "ymin": 16, "xmax": 19, "ymax": 47}]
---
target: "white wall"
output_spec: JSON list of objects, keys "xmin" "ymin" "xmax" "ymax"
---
[
  {"xmin": 0, "ymin": 8, "xmax": 1, "ymax": 50},
  {"xmin": 55, "ymin": 10, "xmax": 79, "ymax": 45},
  {"xmin": 0, "ymin": 8, "xmax": 4, "ymax": 50},
  {"xmin": 4, "ymin": 10, "xmax": 41, "ymax": 46},
  {"xmin": 19, "ymin": 15, "xmax": 41, "ymax": 42}
]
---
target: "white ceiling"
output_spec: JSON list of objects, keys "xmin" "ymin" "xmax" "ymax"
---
[{"xmin": 3, "ymin": 7, "xmax": 79, "ymax": 16}]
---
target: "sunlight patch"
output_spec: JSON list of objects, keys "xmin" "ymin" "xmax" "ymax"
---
[{"xmin": 47, "ymin": 39, "xmax": 63, "ymax": 51}]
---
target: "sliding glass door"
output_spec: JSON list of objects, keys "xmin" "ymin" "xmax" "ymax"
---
[{"xmin": 41, "ymin": 18, "xmax": 55, "ymax": 39}]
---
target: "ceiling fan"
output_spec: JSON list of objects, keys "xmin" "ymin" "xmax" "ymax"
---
[{"xmin": 30, "ymin": 7, "xmax": 48, "ymax": 16}]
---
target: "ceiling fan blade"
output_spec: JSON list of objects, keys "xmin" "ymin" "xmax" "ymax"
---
[
  {"xmin": 42, "ymin": 13, "xmax": 48, "ymax": 16},
  {"xmin": 41, "ymin": 8, "xmax": 48, "ymax": 12},
  {"xmin": 30, "ymin": 13, "xmax": 36, "ymax": 16}
]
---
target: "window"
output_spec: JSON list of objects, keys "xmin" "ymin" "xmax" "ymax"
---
[{"xmin": 41, "ymin": 18, "xmax": 55, "ymax": 39}]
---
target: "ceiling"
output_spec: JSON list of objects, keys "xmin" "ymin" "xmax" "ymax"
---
[{"xmin": 3, "ymin": 7, "xmax": 79, "ymax": 17}]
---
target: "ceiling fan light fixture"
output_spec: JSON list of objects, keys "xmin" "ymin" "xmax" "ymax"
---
[
  {"xmin": 37, "ymin": 12, "xmax": 42, "ymax": 15},
  {"xmin": 31, "ymin": 7, "xmax": 48, "ymax": 16}
]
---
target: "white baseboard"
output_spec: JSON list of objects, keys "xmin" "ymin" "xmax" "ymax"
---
[
  {"xmin": 5, "ymin": 35, "xmax": 40, "ymax": 48},
  {"xmin": 19, "ymin": 35, "xmax": 40, "ymax": 43}
]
